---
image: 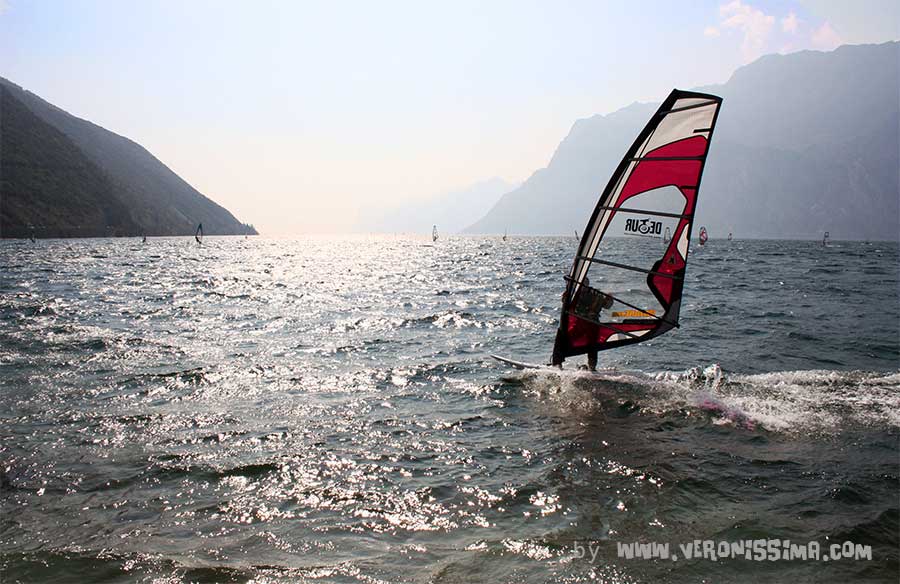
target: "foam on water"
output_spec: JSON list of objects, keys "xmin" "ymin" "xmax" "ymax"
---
[{"xmin": 515, "ymin": 363, "xmax": 900, "ymax": 433}]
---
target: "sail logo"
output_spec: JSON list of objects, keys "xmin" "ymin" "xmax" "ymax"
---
[
  {"xmin": 611, "ymin": 309, "xmax": 657, "ymax": 318},
  {"xmin": 624, "ymin": 218, "xmax": 663, "ymax": 238}
]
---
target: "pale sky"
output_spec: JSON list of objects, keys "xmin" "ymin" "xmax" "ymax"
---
[{"xmin": 1, "ymin": 0, "xmax": 896, "ymax": 234}]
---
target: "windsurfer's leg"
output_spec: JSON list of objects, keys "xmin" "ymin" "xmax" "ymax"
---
[
  {"xmin": 551, "ymin": 329, "xmax": 565, "ymax": 369},
  {"xmin": 551, "ymin": 350, "xmax": 563, "ymax": 369},
  {"xmin": 587, "ymin": 350, "xmax": 597, "ymax": 372}
]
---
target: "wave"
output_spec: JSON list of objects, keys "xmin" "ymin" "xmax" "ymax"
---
[{"xmin": 514, "ymin": 364, "xmax": 900, "ymax": 433}]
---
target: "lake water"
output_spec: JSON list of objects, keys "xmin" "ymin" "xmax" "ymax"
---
[{"xmin": 1, "ymin": 236, "xmax": 897, "ymax": 583}]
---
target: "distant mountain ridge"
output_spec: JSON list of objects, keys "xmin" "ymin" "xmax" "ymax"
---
[
  {"xmin": 0, "ymin": 77, "xmax": 254, "ymax": 238},
  {"xmin": 360, "ymin": 177, "xmax": 517, "ymax": 235},
  {"xmin": 466, "ymin": 42, "xmax": 900, "ymax": 240}
]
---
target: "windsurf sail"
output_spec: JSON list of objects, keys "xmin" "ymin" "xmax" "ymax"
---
[
  {"xmin": 699, "ymin": 226, "xmax": 708, "ymax": 246},
  {"xmin": 432, "ymin": 225, "xmax": 438, "ymax": 242},
  {"xmin": 551, "ymin": 89, "xmax": 722, "ymax": 365},
  {"xmin": 195, "ymin": 223, "xmax": 203, "ymax": 245}
]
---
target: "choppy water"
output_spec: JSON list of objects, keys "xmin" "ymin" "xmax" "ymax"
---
[{"xmin": 1, "ymin": 236, "xmax": 898, "ymax": 583}]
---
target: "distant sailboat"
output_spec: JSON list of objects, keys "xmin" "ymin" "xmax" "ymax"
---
[
  {"xmin": 195, "ymin": 223, "xmax": 203, "ymax": 245},
  {"xmin": 699, "ymin": 226, "xmax": 708, "ymax": 246},
  {"xmin": 822, "ymin": 231, "xmax": 830, "ymax": 247},
  {"xmin": 432, "ymin": 225, "xmax": 438, "ymax": 243}
]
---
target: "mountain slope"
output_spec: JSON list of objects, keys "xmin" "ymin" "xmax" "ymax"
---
[
  {"xmin": 0, "ymin": 84, "xmax": 141, "ymax": 238},
  {"xmin": 466, "ymin": 42, "xmax": 900, "ymax": 240},
  {"xmin": 0, "ymin": 77, "xmax": 255, "ymax": 238}
]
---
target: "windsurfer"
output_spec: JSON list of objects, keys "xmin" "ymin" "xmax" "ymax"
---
[{"xmin": 540, "ymin": 90, "xmax": 721, "ymax": 376}]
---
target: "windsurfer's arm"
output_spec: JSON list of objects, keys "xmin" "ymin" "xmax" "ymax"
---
[{"xmin": 601, "ymin": 292, "xmax": 613, "ymax": 309}]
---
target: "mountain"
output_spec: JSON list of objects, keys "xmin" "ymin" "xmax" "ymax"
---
[
  {"xmin": 360, "ymin": 177, "xmax": 517, "ymax": 234},
  {"xmin": 0, "ymin": 77, "xmax": 255, "ymax": 238},
  {"xmin": 465, "ymin": 42, "xmax": 900, "ymax": 240}
]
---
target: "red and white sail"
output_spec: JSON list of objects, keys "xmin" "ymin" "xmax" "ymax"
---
[{"xmin": 552, "ymin": 90, "xmax": 722, "ymax": 363}]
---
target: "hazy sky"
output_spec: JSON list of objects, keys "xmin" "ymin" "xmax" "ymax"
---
[{"xmin": 1, "ymin": 0, "xmax": 896, "ymax": 233}]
